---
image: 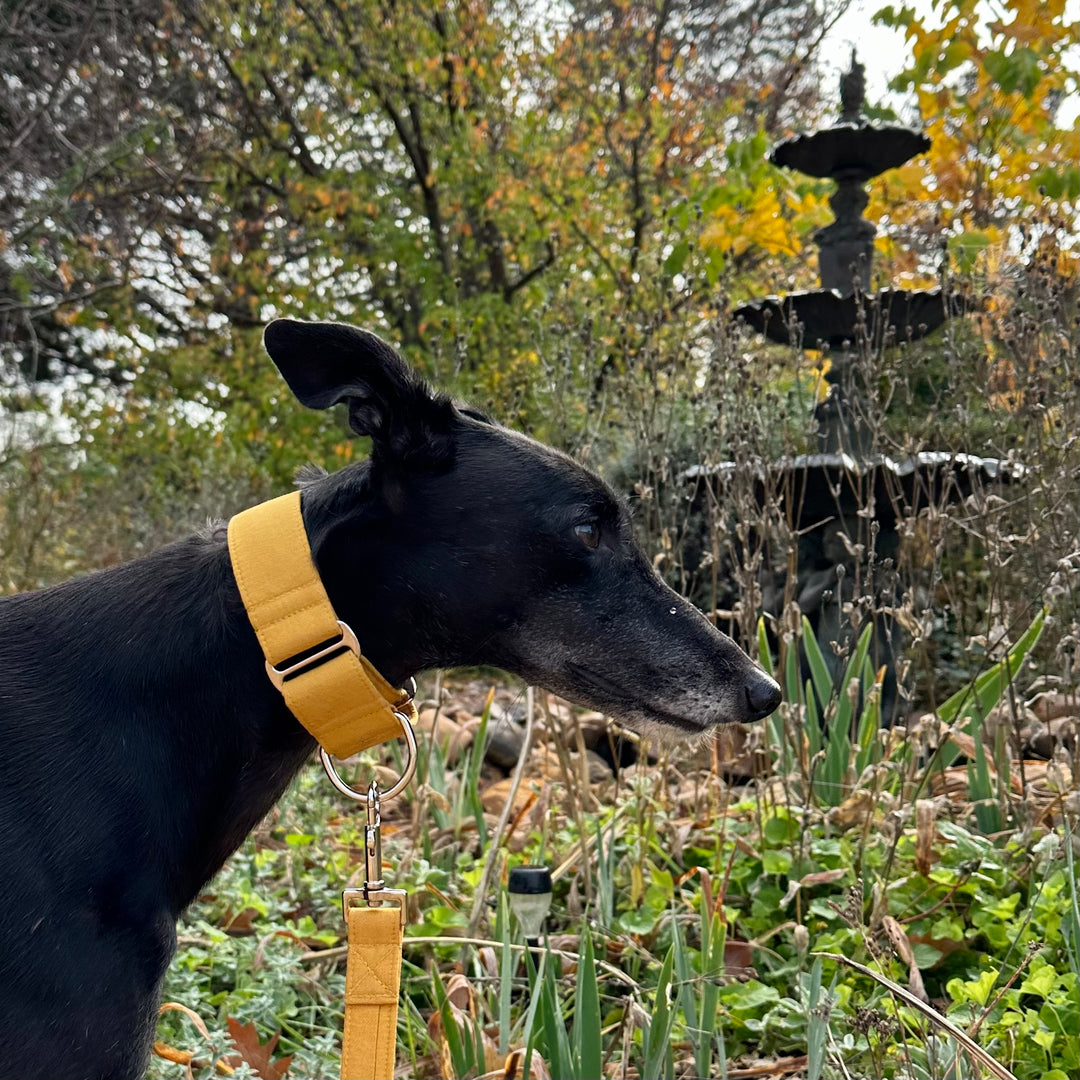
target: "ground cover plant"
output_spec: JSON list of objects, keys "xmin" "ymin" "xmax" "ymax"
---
[{"xmin": 147, "ymin": 624, "xmax": 1078, "ymax": 1079}]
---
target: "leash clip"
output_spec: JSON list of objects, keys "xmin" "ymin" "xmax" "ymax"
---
[{"xmin": 342, "ymin": 780, "xmax": 408, "ymax": 929}]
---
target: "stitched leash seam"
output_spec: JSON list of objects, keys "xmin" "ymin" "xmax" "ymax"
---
[{"xmin": 347, "ymin": 947, "xmax": 398, "ymax": 998}]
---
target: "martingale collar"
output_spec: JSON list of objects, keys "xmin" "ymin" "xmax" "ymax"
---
[{"xmin": 227, "ymin": 490, "xmax": 416, "ymax": 758}]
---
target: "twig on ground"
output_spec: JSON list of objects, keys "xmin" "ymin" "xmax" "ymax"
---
[{"xmin": 814, "ymin": 952, "xmax": 1019, "ymax": 1080}]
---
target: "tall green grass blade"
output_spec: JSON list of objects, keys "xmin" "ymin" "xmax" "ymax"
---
[
  {"xmin": 832, "ymin": 628, "xmax": 871, "ymax": 729},
  {"xmin": 430, "ymin": 968, "xmax": 471, "ymax": 1080},
  {"xmin": 860, "ymin": 654, "xmax": 874, "ymax": 704},
  {"xmin": 854, "ymin": 658, "xmax": 884, "ymax": 775},
  {"xmin": 784, "ymin": 638, "xmax": 808, "ymax": 793},
  {"xmin": 969, "ymin": 725, "xmax": 1002, "ymax": 833},
  {"xmin": 423, "ymin": 738, "xmax": 451, "ymax": 832},
  {"xmin": 672, "ymin": 911, "xmax": 699, "ymax": 1068},
  {"xmin": 521, "ymin": 948, "xmax": 547, "ymax": 1080},
  {"xmin": 805, "ymin": 677, "xmax": 822, "ymax": 758},
  {"xmin": 820, "ymin": 700, "xmax": 850, "ymax": 807},
  {"xmin": 769, "ymin": 711, "xmax": 791, "ymax": 775},
  {"xmin": 756, "ymin": 616, "xmax": 774, "ymax": 678},
  {"xmin": 834, "ymin": 624, "xmax": 874, "ymax": 738},
  {"xmin": 801, "ymin": 615, "xmax": 834, "ymax": 713},
  {"xmin": 806, "ymin": 958, "xmax": 827, "ymax": 1080},
  {"xmin": 815, "ymin": 624, "xmax": 874, "ymax": 805},
  {"xmin": 939, "ymin": 610, "xmax": 1046, "ymax": 727},
  {"xmin": 642, "ymin": 947, "xmax": 677, "ymax": 1080},
  {"xmin": 497, "ymin": 895, "xmax": 513, "ymax": 1056},
  {"xmin": 573, "ymin": 926, "xmax": 603, "ymax": 1080},
  {"xmin": 464, "ymin": 691, "xmax": 493, "ymax": 848},
  {"xmin": 695, "ymin": 900, "xmax": 725, "ymax": 1079},
  {"xmin": 540, "ymin": 946, "xmax": 573, "ymax": 1080},
  {"xmin": 938, "ymin": 610, "xmax": 1047, "ymax": 770},
  {"xmin": 469, "ymin": 1007, "xmax": 487, "ymax": 1076},
  {"xmin": 399, "ymin": 991, "xmax": 426, "ymax": 1077},
  {"xmin": 994, "ymin": 727, "xmax": 1011, "ymax": 826},
  {"xmin": 1063, "ymin": 825, "xmax": 1080, "ymax": 979},
  {"xmin": 759, "ymin": 618, "xmax": 790, "ymax": 773},
  {"xmin": 596, "ymin": 818, "xmax": 616, "ymax": 929},
  {"xmin": 784, "ymin": 633, "xmax": 801, "ymax": 708}
]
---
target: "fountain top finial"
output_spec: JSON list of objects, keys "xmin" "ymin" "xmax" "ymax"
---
[{"xmin": 839, "ymin": 50, "xmax": 866, "ymax": 124}]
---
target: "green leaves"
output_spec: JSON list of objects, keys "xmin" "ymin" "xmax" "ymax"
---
[
  {"xmin": 948, "ymin": 230, "xmax": 994, "ymax": 274},
  {"xmin": 572, "ymin": 928, "xmax": 603, "ymax": 1080},
  {"xmin": 641, "ymin": 947, "xmax": 677, "ymax": 1080},
  {"xmin": 984, "ymin": 46, "xmax": 1044, "ymax": 97},
  {"xmin": 939, "ymin": 608, "xmax": 1046, "ymax": 776},
  {"xmin": 147, "ymin": 652, "xmax": 1080, "ymax": 1080},
  {"xmin": 767, "ymin": 616, "xmax": 881, "ymax": 807}
]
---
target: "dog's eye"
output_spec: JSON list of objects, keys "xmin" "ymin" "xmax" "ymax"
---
[{"xmin": 574, "ymin": 522, "xmax": 600, "ymax": 549}]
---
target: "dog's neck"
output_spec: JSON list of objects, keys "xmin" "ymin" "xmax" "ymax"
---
[
  {"xmin": 298, "ymin": 462, "xmax": 474, "ymax": 683},
  {"xmin": 117, "ymin": 481, "xmax": 431, "ymax": 913},
  {"xmin": 74, "ymin": 532, "xmax": 320, "ymax": 912}
]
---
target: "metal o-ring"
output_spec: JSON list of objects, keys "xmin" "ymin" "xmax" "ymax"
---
[{"xmin": 318, "ymin": 709, "xmax": 418, "ymax": 803}]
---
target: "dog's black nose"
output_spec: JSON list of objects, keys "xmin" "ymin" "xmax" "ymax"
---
[{"xmin": 745, "ymin": 674, "xmax": 782, "ymax": 721}]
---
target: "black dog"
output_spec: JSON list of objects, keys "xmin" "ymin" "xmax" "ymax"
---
[{"xmin": 0, "ymin": 319, "xmax": 779, "ymax": 1078}]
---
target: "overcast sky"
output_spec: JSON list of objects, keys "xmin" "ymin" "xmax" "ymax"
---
[{"xmin": 818, "ymin": 0, "xmax": 1080, "ymax": 126}]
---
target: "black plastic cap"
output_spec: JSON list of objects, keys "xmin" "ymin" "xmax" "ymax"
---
[{"xmin": 508, "ymin": 866, "xmax": 552, "ymax": 895}]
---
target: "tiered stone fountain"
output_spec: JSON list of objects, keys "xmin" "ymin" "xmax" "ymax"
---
[
  {"xmin": 692, "ymin": 55, "xmax": 1019, "ymax": 720},
  {"xmin": 734, "ymin": 51, "xmax": 967, "ymax": 451}
]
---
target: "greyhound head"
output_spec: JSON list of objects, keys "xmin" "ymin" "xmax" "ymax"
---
[{"xmin": 263, "ymin": 319, "xmax": 781, "ymax": 736}]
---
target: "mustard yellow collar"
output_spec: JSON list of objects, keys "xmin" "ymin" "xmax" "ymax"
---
[{"xmin": 227, "ymin": 490, "xmax": 415, "ymax": 758}]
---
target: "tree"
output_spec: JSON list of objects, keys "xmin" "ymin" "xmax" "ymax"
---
[
  {"xmin": 871, "ymin": 0, "xmax": 1076, "ymax": 279},
  {"xmin": 1, "ymin": 0, "xmax": 840, "ymax": 585}
]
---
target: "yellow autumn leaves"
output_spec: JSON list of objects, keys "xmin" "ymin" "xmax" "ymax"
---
[{"xmin": 701, "ymin": 188, "xmax": 824, "ymax": 261}]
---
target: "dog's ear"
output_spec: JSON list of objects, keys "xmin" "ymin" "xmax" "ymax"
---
[{"xmin": 263, "ymin": 319, "xmax": 452, "ymax": 465}]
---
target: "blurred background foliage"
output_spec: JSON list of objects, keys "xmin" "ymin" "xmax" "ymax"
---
[{"xmin": 0, "ymin": 0, "xmax": 1077, "ymax": 701}]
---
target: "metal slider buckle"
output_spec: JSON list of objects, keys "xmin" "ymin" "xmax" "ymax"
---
[
  {"xmin": 342, "ymin": 780, "xmax": 408, "ymax": 929},
  {"xmin": 265, "ymin": 619, "xmax": 361, "ymax": 690}
]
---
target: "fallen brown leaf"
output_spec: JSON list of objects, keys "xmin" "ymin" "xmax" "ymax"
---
[
  {"xmin": 826, "ymin": 789, "xmax": 874, "ymax": 831},
  {"xmin": 881, "ymin": 915, "xmax": 929, "ymax": 1004},
  {"xmin": 726, "ymin": 1055, "xmax": 810, "ymax": 1078},
  {"xmin": 226, "ymin": 1018, "xmax": 293, "ymax": 1080},
  {"xmin": 798, "ymin": 868, "xmax": 847, "ymax": 888},
  {"xmin": 482, "ymin": 1047, "xmax": 552, "ymax": 1079}
]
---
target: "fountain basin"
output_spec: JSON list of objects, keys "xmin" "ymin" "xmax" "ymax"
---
[
  {"xmin": 733, "ymin": 287, "xmax": 968, "ymax": 349},
  {"xmin": 683, "ymin": 451, "xmax": 1023, "ymax": 530}
]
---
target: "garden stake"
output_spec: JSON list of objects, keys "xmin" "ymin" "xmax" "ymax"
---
[{"xmin": 228, "ymin": 490, "xmax": 419, "ymax": 1080}]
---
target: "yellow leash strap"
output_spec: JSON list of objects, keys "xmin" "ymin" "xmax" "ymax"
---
[
  {"xmin": 227, "ymin": 490, "xmax": 414, "ymax": 757},
  {"xmin": 342, "ymin": 899, "xmax": 405, "ymax": 1078}
]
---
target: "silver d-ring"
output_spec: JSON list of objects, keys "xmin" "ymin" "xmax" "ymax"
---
[{"xmin": 318, "ymin": 709, "xmax": 417, "ymax": 804}]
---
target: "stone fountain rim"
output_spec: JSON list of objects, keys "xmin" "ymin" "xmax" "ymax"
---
[
  {"xmin": 682, "ymin": 451, "xmax": 1026, "ymax": 485},
  {"xmin": 731, "ymin": 286, "xmax": 967, "ymax": 348},
  {"xmin": 770, "ymin": 122, "xmax": 932, "ymax": 181}
]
